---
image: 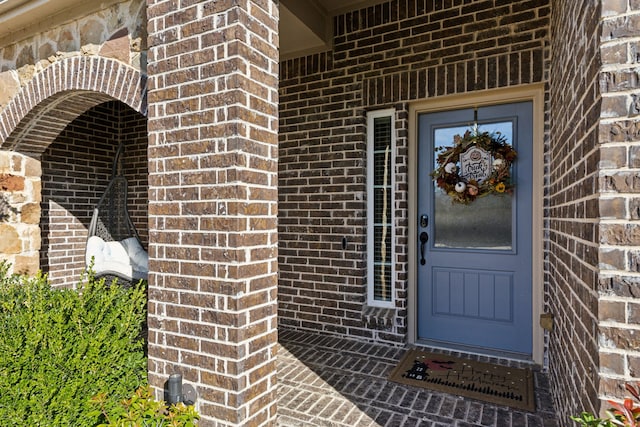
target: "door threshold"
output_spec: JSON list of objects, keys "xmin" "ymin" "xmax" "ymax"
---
[{"xmin": 415, "ymin": 339, "xmax": 538, "ymax": 368}]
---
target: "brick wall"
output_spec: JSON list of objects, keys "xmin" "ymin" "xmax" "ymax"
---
[
  {"xmin": 597, "ymin": 0, "xmax": 640, "ymax": 413},
  {"xmin": 547, "ymin": 0, "xmax": 601, "ymax": 420},
  {"xmin": 40, "ymin": 101, "xmax": 148, "ymax": 287},
  {"xmin": 120, "ymin": 105, "xmax": 150, "ymax": 247},
  {"xmin": 146, "ymin": 1, "xmax": 279, "ymax": 425},
  {"xmin": 279, "ymin": 0, "xmax": 550, "ymax": 344}
]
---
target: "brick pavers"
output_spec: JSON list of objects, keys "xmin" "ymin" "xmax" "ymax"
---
[{"xmin": 277, "ymin": 330, "xmax": 559, "ymax": 427}]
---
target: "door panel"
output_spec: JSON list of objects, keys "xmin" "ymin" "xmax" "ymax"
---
[
  {"xmin": 432, "ymin": 268, "xmax": 513, "ymax": 321},
  {"xmin": 417, "ymin": 102, "xmax": 533, "ymax": 357}
]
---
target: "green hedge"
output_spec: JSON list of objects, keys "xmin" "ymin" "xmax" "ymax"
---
[{"xmin": 0, "ymin": 264, "xmax": 147, "ymax": 426}]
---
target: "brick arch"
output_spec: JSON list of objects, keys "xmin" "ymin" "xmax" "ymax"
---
[{"xmin": 0, "ymin": 56, "xmax": 147, "ymax": 155}]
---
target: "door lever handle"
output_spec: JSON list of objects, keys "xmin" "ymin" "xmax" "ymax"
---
[{"xmin": 419, "ymin": 232, "xmax": 428, "ymax": 265}]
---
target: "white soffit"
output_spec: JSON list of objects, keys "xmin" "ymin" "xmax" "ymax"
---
[
  {"xmin": 279, "ymin": 0, "xmax": 390, "ymax": 60},
  {"xmin": 280, "ymin": 3, "xmax": 328, "ymax": 60}
]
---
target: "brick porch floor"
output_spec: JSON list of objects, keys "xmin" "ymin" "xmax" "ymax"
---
[{"xmin": 277, "ymin": 329, "xmax": 559, "ymax": 427}]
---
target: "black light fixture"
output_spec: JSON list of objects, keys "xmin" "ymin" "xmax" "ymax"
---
[
  {"xmin": 164, "ymin": 373, "xmax": 197, "ymax": 406},
  {"xmin": 166, "ymin": 373, "xmax": 183, "ymax": 405}
]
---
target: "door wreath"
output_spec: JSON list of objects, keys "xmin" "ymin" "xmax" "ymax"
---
[{"xmin": 431, "ymin": 130, "xmax": 517, "ymax": 204}]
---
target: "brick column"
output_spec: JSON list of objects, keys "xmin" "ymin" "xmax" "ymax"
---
[
  {"xmin": 548, "ymin": 1, "xmax": 600, "ymax": 420},
  {"xmin": 146, "ymin": 2, "xmax": 279, "ymax": 426},
  {"xmin": 598, "ymin": 0, "xmax": 640, "ymax": 410}
]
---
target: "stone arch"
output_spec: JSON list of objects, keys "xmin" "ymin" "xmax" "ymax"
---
[
  {"xmin": 0, "ymin": 55, "xmax": 147, "ymax": 278},
  {"xmin": 0, "ymin": 56, "xmax": 147, "ymax": 154}
]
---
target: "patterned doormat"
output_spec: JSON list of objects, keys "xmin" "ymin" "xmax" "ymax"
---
[{"xmin": 388, "ymin": 348, "xmax": 535, "ymax": 412}]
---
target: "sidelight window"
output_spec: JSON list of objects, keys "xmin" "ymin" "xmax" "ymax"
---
[{"xmin": 367, "ymin": 109, "xmax": 395, "ymax": 308}]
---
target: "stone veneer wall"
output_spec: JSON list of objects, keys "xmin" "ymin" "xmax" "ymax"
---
[
  {"xmin": 0, "ymin": 0, "xmax": 146, "ymax": 109},
  {"xmin": 279, "ymin": 0, "xmax": 550, "ymax": 345},
  {"xmin": 40, "ymin": 101, "xmax": 147, "ymax": 288},
  {"xmin": 0, "ymin": 152, "xmax": 41, "ymax": 275},
  {"xmin": 547, "ymin": 0, "xmax": 602, "ymax": 419},
  {"xmin": 146, "ymin": 1, "xmax": 279, "ymax": 425}
]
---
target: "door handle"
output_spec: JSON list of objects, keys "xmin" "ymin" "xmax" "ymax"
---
[{"xmin": 419, "ymin": 232, "xmax": 428, "ymax": 265}]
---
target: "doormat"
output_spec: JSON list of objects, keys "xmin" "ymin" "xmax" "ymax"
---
[{"xmin": 388, "ymin": 349, "xmax": 535, "ymax": 412}]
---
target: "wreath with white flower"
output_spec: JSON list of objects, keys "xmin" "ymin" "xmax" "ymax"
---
[{"xmin": 430, "ymin": 130, "xmax": 517, "ymax": 204}]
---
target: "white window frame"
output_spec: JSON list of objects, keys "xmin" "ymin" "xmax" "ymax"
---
[{"xmin": 366, "ymin": 109, "xmax": 396, "ymax": 308}]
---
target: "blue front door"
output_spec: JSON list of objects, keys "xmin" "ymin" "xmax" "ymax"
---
[{"xmin": 417, "ymin": 102, "xmax": 533, "ymax": 357}]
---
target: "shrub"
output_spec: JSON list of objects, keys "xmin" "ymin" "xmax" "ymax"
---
[
  {"xmin": 0, "ymin": 263, "xmax": 147, "ymax": 426},
  {"xmin": 572, "ymin": 382, "xmax": 640, "ymax": 427},
  {"xmin": 90, "ymin": 385, "xmax": 199, "ymax": 426}
]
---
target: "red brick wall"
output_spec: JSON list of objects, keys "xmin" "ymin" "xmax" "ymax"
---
[
  {"xmin": 40, "ymin": 101, "xmax": 148, "ymax": 287},
  {"xmin": 547, "ymin": 0, "xmax": 601, "ymax": 420},
  {"xmin": 279, "ymin": 0, "xmax": 550, "ymax": 344},
  {"xmin": 146, "ymin": 1, "xmax": 279, "ymax": 425},
  {"xmin": 120, "ymin": 105, "xmax": 150, "ymax": 247},
  {"xmin": 597, "ymin": 0, "xmax": 640, "ymax": 415}
]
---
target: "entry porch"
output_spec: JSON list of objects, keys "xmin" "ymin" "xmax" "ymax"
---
[{"xmin": 277, "ymin": 330, "xmax": 558, "ymax": 426}]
